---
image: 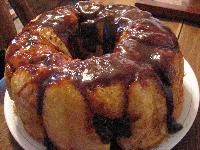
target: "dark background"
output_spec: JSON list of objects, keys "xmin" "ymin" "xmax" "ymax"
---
[{"xmin": 0, "ymin": 50, "xmax": 5, "ymax": 79}]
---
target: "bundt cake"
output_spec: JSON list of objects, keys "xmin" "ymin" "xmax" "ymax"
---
[{"xmin": 5, "ymin": 1, "xmax": 184, "ymax": 149}]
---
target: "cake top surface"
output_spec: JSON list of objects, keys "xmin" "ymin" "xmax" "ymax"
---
[
  {"xmin": 6, "ymin": 1, "xmax": 179, "ymax": 85},
  {"xmin": 5, "ymin": 1, "xmax": 183, "ymax": 149}
]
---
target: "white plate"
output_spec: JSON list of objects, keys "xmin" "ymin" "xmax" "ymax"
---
[{"xmin": 4, "ymin": 60, "xmax": 199, "ymax": 150}]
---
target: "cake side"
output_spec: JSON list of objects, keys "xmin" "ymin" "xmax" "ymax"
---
[{"xmin": 5, "ymin": 1, "xmax": 184, "ymax": 149}]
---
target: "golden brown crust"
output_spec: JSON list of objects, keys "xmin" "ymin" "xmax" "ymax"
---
[
  {"xmin": 4, "ymin": 1, "xmax": 184, "ymax": 150},
  {"xmin": 171, "ymin": 52, "xmax": 184, "ymax": 119},
  {"xmin": 119, "ymin": 78, "xmax": 167, "ymax": 149},
  {"xmin": 10, "ymin": 66, "xmax": 48, "ymax": 142},
  {"xmin": 88, "ymin": 82, "xmax": 126, "ymax": 119},
  {"xmin": 43, "ymin": 78, "xmax": 110, "ymax": 149}
]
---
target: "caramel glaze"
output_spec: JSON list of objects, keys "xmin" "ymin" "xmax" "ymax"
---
[{"xmin": 6, "ymin": 1, "xmax": 183, "ymax": 148}]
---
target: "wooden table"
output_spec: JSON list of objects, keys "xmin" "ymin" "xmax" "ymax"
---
[{"xmin": 0, "ymin": 0, "xmax": 200, "ymax": 149}]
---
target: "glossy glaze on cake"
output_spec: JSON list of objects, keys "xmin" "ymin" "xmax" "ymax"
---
[{"xmin": 5, "ymin": 1, "xmax": 184, "ymax": 149}]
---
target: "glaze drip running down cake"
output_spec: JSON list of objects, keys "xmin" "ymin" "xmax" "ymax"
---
[{"xmin": 5, "ymin": 1, "xmax": 184, "ymax": 149}]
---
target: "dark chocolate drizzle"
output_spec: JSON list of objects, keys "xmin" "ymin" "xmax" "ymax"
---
[
  {"xmin": 37, "ymin": 77, "xmax": 51, "ymax": 115},
  {"xmin": 155, "ymin": 68, "xmax": 183, "ymax": 133},
  {"xmin": 110, "ymin": 139, "xmax": 122, "ymax": 150},
  {"xmin": 93, "ymin": 115, "xmax": 131, "ymax": 144},
  {"xmin": 103, "ymin": 17, "xmax": 116, "ymax": 54},
  {"xmin": 44, "ymin": 137, "xmax": 56, "ymax": 150},
  {"xmin": 6, "ymin": 1, "xmax": 183, "ymax": 149}
]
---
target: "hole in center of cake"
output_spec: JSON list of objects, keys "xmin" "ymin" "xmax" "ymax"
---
[{"xmin": 69, "ymin": 18, "xmax": 116, "ymax": 60}]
